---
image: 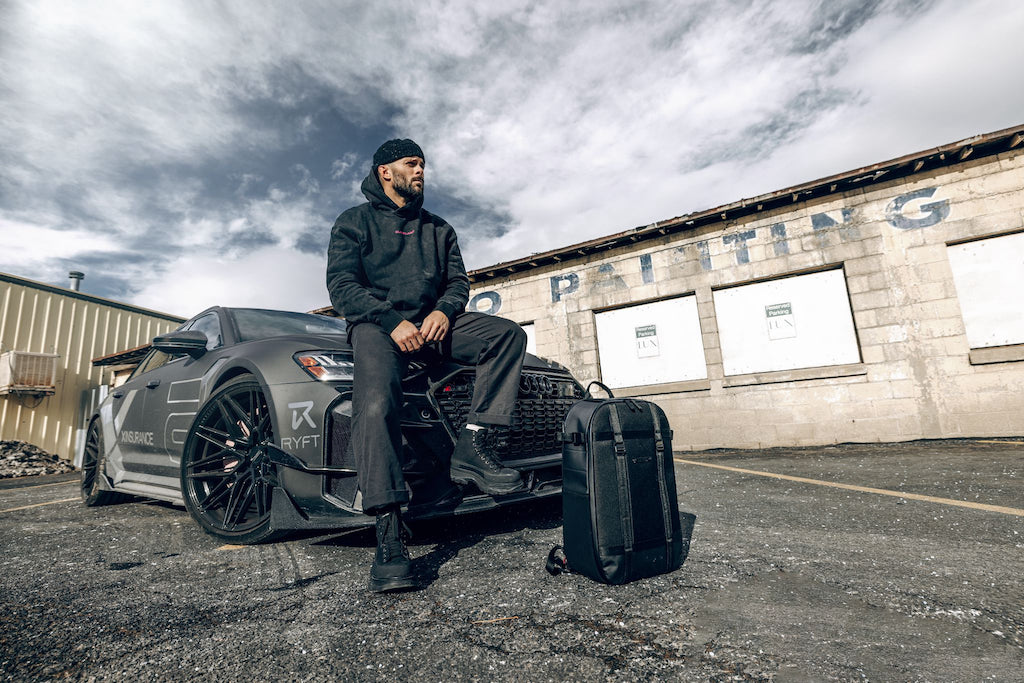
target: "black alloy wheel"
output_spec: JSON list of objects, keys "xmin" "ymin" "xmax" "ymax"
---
[
  {"xmin": 180, "ymin": 376, "xmax": 279, "ymax": 544},
  {"xmin": 81, "ymin": 419, "xmax": 124, "ymax": 506}
]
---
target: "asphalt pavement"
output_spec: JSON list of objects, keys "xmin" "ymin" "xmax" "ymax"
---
[{"xmin": 1, "ymin": 439, "xmax": 1022, "ymax": 682}]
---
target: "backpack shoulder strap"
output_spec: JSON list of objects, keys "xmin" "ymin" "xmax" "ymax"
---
[{"xmin": 608, "ymin": 404, "xmax": 634, "ymax": 576}]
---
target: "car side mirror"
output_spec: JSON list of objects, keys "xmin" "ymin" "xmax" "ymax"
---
[{"xmin": 152, "ymin": 330, "xmax": 209, "ymax": 359}]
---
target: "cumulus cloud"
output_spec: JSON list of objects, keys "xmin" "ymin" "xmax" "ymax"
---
[
  {"xmin": 131, "ymin": 247, "xmax": 327, "ymax": 315},
  {"xmin": 1, "ymin": 0, "xmax": 1022, "ymax": 314}
]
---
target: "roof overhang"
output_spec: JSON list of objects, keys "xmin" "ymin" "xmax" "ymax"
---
[{"xmin": 92, "ymin": 344, "xmax": 152, "ymax": 367}]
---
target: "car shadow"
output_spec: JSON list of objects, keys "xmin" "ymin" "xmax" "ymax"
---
[{"xmin": 312, "ymin": 497, "xmax": 562, "ymax": 590}]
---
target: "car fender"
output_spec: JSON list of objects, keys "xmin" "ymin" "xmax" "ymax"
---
[{"xmin": 201, "ymin": 357, "xmax": 281, "ymax": 435}]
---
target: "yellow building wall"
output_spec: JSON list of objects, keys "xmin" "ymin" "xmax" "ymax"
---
[{"xmin": 0, "ymin": 274, "xmax": 183, "ymax": 461}]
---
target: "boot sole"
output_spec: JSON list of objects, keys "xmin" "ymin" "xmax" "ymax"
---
[
  {"xmin": 406, "ymin": 488, "xmax": 464, "ymax": 517},
  {"xmin": 368, "ymin": 575, "xmax": 418, "ymax": 593},
  {"xmin": 450, "ymin": 467, "xmax": 526, "ymax": 495}
]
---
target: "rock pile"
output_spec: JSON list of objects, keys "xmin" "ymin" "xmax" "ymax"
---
[{"xmin": 0, "ymin": 440, "xmax": 76, "ymax": 478}]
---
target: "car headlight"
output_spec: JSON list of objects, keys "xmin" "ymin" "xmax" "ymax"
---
[{"xmin": 293, "ymin": 352, "xmax": 355, "ymax": 381}]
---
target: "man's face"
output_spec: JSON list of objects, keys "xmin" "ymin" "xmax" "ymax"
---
[{"xmin": 386, "ymin": 156, "xmax": 425, "ymax": 200}]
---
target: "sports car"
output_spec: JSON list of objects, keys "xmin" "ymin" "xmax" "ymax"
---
[{"xmin": 81, "ymin": 307, "xmax": 583, "ymax": 543}]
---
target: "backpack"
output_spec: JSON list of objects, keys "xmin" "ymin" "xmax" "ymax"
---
[{"xmin": 548, "ymin": 382, "xmax": 694, "ymax": 584}]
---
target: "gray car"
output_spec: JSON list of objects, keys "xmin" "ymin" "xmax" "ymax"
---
[{"xmin": 81, "ymin": 307, "xmax": 583, "ymax": 543}]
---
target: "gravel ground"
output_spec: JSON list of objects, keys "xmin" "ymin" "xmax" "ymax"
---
[{"xmin": 1, "ymin": 439, "xmax": 1022, "ymax": 681}]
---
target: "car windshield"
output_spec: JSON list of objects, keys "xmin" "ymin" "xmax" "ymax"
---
[{"xmin": 230, "ymin": 308, "xmax": 348, "ymax": 341}]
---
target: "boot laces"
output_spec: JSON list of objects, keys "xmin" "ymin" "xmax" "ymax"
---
[
  {"xmin": 376, "ymin": 512, "xmax": 411, "ymax": 562},
  {"xmin": 472, "ymin": 430, "xmax": 505, "ymax": 472}
]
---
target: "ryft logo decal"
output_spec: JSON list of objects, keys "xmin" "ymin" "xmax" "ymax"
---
[{"xmin": 288, "ymin": 401, "xmax": 316, "ymax": 430}]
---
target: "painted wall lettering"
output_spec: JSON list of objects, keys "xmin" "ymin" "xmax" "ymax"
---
[
  {"xmin": 673, "ymin": 242, "xmax": 713, "ymax": 270},
  {"xmin": 468, "ymin": 291, "xmax": 502, "ymax": 314},
  {"xmin": 811, "ymin": 208, "xmax": 857, "ymax": 246},
  {"xmin": 474, "ymin": 184, "xmax": 955, "ymax": 312},
  {"xmin": 886, "ymin": 187, "xmax": 950, "ymax": 230},
  {"xmin": 639, "ymin": 254, "xmax": 654, "ymax": 284},
  {"xmin": 697, "ymin": 240, "xmax": 712, "ymax": 271},
  {"xmin": 722, "ymin": 229, "xmax": 757, "ymax": 265},
  {"xmin": 770, "ymin": 223, "xmax": 790, "ymax": 255},
  {"xmin": 594, "ymin": 263, "xmax": 628, "ymax": 291},
  {"xmin": 550, "ymin": 273, "xmax": 580, "ymax": 302}
]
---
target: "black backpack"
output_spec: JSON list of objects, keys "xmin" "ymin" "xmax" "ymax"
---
[{"xmin": 548, "ymin": 382, "xmax": 694, "ymax": 584}]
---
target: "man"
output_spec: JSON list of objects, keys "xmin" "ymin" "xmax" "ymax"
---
[{"xmin": 326, "ymin": 139, "xmax": 528, "ymax": 593}]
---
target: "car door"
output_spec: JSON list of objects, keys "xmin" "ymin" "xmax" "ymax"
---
[
  {"xmin": 146, "ymin": 312, "xmax": 226, "ymax": 467},
  {"xmin": 103, "ymin": 346, "xmax": 180, "ymax": 487}
]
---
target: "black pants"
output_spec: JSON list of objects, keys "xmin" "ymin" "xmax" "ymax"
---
[{"xmin": 350, "ymin": 312, "xmax": 527, "ymax": 514}]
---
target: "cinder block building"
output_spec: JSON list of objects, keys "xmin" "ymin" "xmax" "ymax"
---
[
  {"xmin": 0, "ymin": 272, "xmax": 184, "ymax": 460},
  {"xmin": 465, "ymin": 125, "xmax": 1024, "ymax": 450}
]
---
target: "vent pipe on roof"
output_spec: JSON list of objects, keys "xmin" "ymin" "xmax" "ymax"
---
[{"xmin": 68, "ymin": 271, "xmax": 84, "ymax": 291}]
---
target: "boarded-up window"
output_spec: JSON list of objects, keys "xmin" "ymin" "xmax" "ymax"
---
[
  {"xmin": 947, "ymin": 232, "xmax": 1024, "ymax": 349},
  {"xmin": 595, "ymin": 296, "xmax": 706, "ymax": 389},
  {"xmin": 713, "ymin": 269, "xmax": 860, "ymax": 376}
]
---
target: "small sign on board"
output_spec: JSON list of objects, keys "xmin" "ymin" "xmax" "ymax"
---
[{"xmin": 765, "ymin": 302, "xmax": 797, "ymax": 340}]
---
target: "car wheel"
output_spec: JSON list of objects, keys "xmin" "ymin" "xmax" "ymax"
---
[
  {"xmin": 81, "ymin": 419, "xmax": 128, "ymax": 506},
  {"xmin": 180, "ymin": 376, "xmax": 280, "ymax": 544}
]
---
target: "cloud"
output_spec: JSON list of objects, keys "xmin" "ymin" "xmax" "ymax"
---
[
  {"xmin": 131, "ymin": 247, "xmax": 327, "ymax": 316},
  {"xmin": 1, "ymin": 0, "xmax": 1022, "ymax": 315},
  {"xmin": 0, "ymin": 218, "xmax": 124, "ymax": 271}
]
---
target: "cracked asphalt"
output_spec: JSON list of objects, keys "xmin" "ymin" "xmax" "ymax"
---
[{"xmin": 1, "ymin": 439, "xmax": 1022, "ymax": 681}]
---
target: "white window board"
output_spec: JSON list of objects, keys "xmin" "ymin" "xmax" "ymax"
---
[
  {"xmin": 947, "ymin": 232, "xmax": 1024, "ymax": 349},
  {"xmin": 595, "ymin": 296, "xmax": 706, "ymax": 389},
  {"xmin": 713, "ymin": 269, "xmax": 861, "ymax": 376}
]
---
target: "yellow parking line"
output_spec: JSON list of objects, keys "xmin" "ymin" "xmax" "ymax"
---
[
  {"xmin": 975, "ymin": 440, "xmax": 1024, "ymax": 445},
  {"xmin": 0, "ymin": 497, "xmax": 80, "ymax": 514},
  {"xmin": 3, "ymin": 480, "xmax": 78, "ymax": 490},
  {"xmin": 674, "ymin": 458, "xmax": 1024, "ymax": 517},
  {"xmin": 217, "ymin": 544, "xmax": 247, "ymax": 551}
]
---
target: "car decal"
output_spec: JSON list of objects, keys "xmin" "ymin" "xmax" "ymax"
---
[
  {"xmin": 164, "ymin": 412, "xmax": 197, "ymax": 462},
  {"xmin": 288, "ymin": 401, "xmax": 316, "ymax": 430},
  {"xmin": 100, "ymin": 389, "xmax": 138, "ymax": 485},
  {"xmin": 167, "ymin": 378, "xmax": 201, "ymax": 404},
  {"xmin": 119, "ymin": 471, "xmax": 179, "ymax": 488},
  {"xmin": 281, "ymin": 434, "xmax": 321, "ymax": 450},
  {"xmin": 120, "ymin": 430, "xmax": 155, "ymax": 446}
]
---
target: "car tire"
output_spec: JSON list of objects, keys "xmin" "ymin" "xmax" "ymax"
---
[
  {"xmin": 81, "ymin": 419, "xmax": 128, "ymax": 506},
  {"xmin": 180, "ymin": 376, "xmax": 281, "ymax": 544}
]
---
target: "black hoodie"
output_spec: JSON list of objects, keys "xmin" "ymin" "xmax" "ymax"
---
[{"xmin": 326, "ymin": 171, "xmax": 470, "ymax": 334}]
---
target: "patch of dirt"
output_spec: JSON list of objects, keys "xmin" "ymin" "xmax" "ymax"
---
[{"xmin": 0, "ymin": 440, "xmax": 76, "ymax": 478}]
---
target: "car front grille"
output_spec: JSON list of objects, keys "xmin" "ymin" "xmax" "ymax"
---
[{"xmin": 432, "ymin": 369, "xmax": 583, "ymax": 462}]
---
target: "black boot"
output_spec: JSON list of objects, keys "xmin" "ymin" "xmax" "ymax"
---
[
  {"xmin": 449, "ymin": 425, "xmax": 525, "ymax": 495},
  {"xmin": 368, "ymin": 506, "xmax": 416, "ymax": 593},
  {"xmin": 406, "ymin": 475, "xmax": 463, "ymax": 518}
]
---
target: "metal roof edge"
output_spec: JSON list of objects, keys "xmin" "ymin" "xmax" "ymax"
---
[
  {"xmin": 468, "ymin": 123, "xmax": 1024, "ymax": 283},
  {"xmin": 91, "ymin": 343, "xmax": 153, "ymax": 366},
  {"xmin": 0, "ymin": 271, "xmax": 187, "ymax": 323}
]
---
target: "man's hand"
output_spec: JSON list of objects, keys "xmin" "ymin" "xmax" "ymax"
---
[
  {"xmin": 419, "ymin": 310, "xmax": 450, "ymax": 343},
  {"xmin": 390, "ymin": 320, "xmax": 425, "ymax": 353}
]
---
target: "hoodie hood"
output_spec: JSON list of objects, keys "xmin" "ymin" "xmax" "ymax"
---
[{"xmin": 360, "ymin": 170, "xmax": 424, "ymax": 217}]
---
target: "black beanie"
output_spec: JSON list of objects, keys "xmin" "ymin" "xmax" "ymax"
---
[{"xmin": 372, "ymin": 139, "xmax": 424, "ymax": 168}]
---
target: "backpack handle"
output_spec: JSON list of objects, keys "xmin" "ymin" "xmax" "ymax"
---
[
  {"xmin": 584, "ymin": 381, "xmax": 615, "ymax": 399},
  {"xmin": 546, "ymin": 545, "xmax": 570, "ymax": 576}
]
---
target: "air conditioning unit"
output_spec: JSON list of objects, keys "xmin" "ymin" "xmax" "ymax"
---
[{"xmin": 0, "ymin": 351, "xmax": 60, "ymax": 396}]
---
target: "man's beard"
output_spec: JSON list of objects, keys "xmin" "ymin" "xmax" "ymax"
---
[{"xmin": 393, "ymin": 175, "xmax": 423, "ymax": 200}]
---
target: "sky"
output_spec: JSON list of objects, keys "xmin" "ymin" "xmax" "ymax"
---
[{"xmin": 1, "ymin": 0, "xmax": 1023, "ymax": 318}]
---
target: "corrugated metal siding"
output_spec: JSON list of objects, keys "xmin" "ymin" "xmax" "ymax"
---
[{"xmin": 0, "ymin": 278, "xmax": 183, "ymax": 460}]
